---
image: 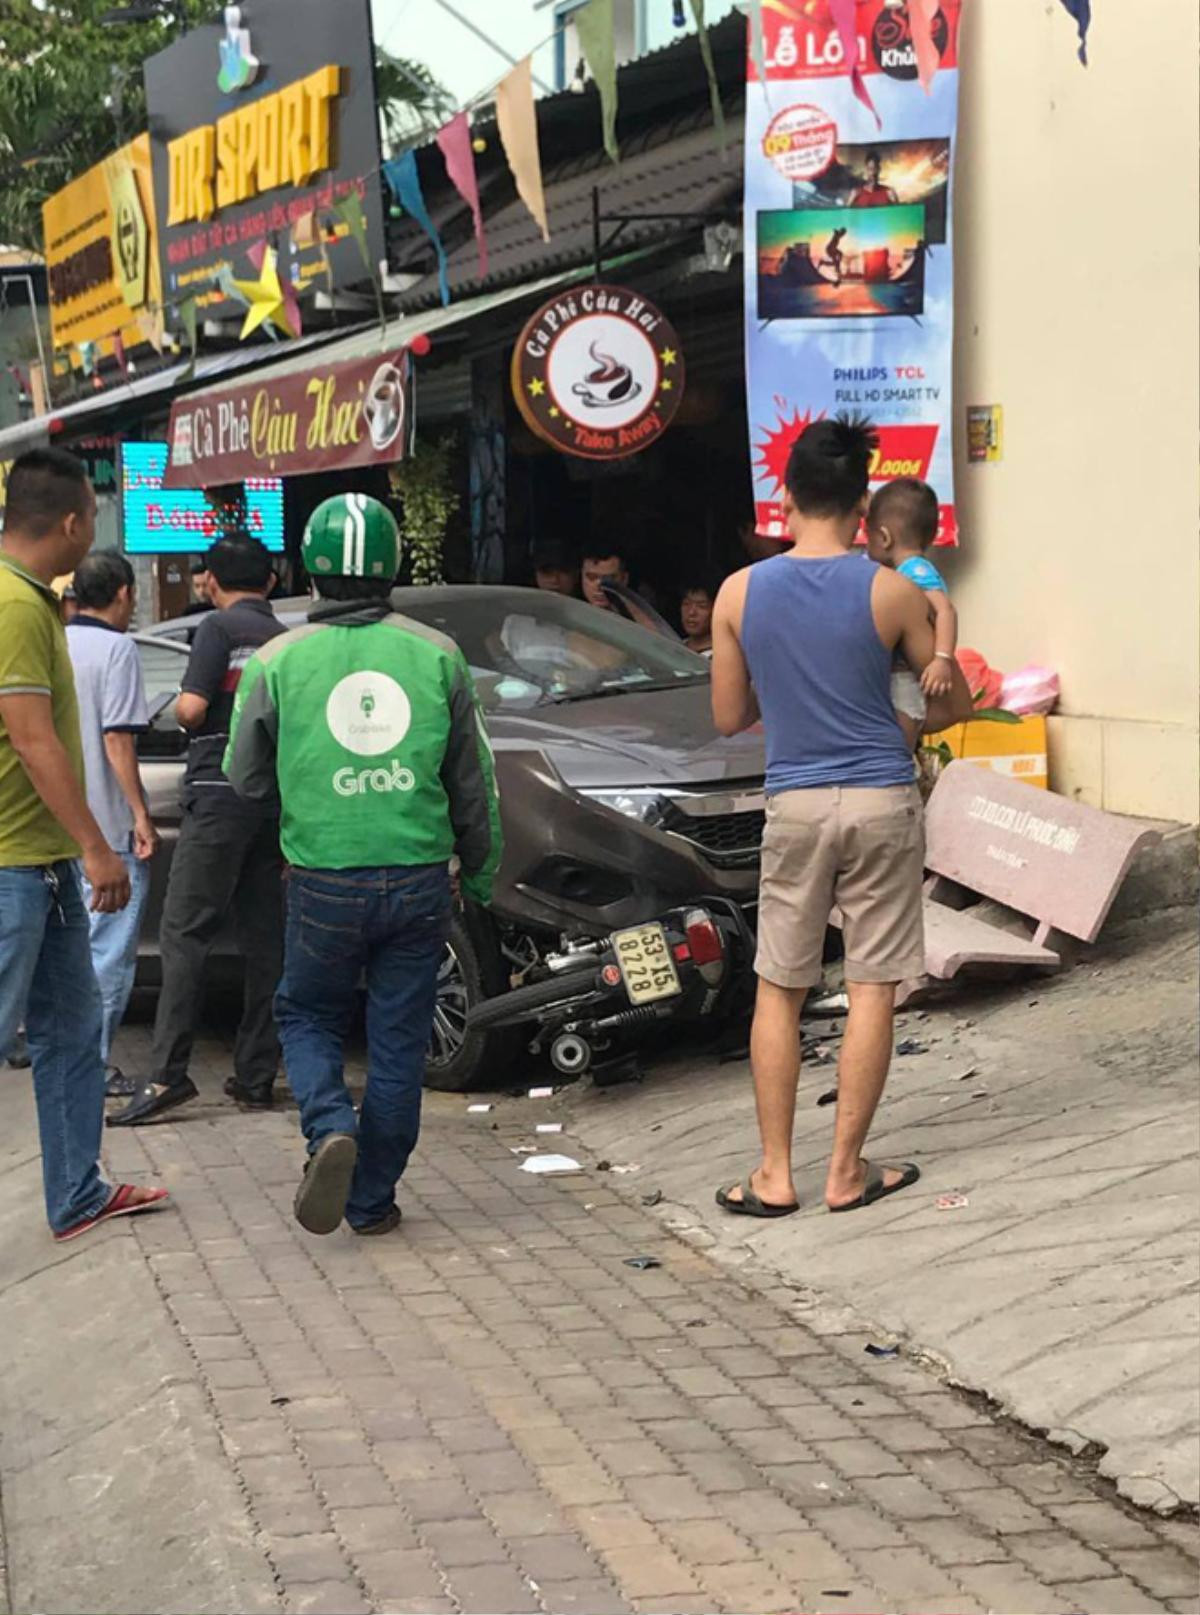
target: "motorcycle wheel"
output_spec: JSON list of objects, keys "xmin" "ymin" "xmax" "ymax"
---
[
  {"xmin": 466, "ymin": 966, "xmax": 599, "ymax": 1031},
  {"xmin": 423, "ymin": 908, "xmax": 520, "ymax": 1093}
]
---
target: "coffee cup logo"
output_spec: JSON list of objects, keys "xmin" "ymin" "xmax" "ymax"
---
[
  {"xmin": 512, "ymin": 285, "xmax": 685, "ymax": 461},
  {"xmin": 571, "ymin": 342, "xmax": 642, "ymax": 410},
  {"xmin": 363, "ymin": 360, "xmax": 407, "ymax": 451}
]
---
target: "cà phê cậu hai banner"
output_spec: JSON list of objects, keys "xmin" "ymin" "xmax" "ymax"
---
[{"xmin": 162, "ymin": 348, "xmax": 412, "ymax": 488}]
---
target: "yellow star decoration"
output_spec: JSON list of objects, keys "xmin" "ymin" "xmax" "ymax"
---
[
  {"xmin": 660, "ymin": 378, "xmax": 673, "ymax": 391},
  {"xmin": 527, "ymin": 376, "xmax": 546, "ymax": 397},
  {"xmin": 660, "ymin": 347, "xmax": 677, "ymax": 366},
  {"xmin": 548, "ymin": 406, "xmax": 560, "ymax": 418},
  {"xmin": 232, "ymin": 246, "xmax": 300, "ymax": 340}
]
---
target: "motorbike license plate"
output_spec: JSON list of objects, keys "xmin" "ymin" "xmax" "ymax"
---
[{"xmin": 613, "ymin": 923, "xmax": 681, "ymax": 1005}]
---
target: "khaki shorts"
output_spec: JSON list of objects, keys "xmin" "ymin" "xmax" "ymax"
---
[{"xmin": 756, "ymin": 784, "xmax": 925, "ymax": 990}]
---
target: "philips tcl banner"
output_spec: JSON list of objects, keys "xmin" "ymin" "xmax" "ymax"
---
[
  {"xmin": 744, "ymin": 1, "xmax": 962, "ymax": 543},
  {"xmin": 162, "ymin": 349, "xmax": 412, "ymax": 488}
]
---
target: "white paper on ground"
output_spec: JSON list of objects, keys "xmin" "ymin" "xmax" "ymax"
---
[
  {"xmin": 536, "ymin": 1123, "xmax": 563, "ymax": 1134},
  {"xmin": 519, "ymin": 1153, "xmax": 582, "ymax": 1175},
  {"xmin": 528, "ymin": 1086, "xmax": 554, "ymax": 1098},
  {"xmin": 467, "ymin": 1103, "xmax": 492, "ymax": 1112}
]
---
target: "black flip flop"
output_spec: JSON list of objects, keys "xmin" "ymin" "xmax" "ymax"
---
[
  {"xmin": 294, "ymin": 1133, "xmax": 358, "ymax": 1235},
  {"xmin": 829, "ymin": 1159, "xmax": 920, "ymax": 1213},
  {"xmin": 716, "ymin": 1175, "xmax": 801, "ymax": 1219}
]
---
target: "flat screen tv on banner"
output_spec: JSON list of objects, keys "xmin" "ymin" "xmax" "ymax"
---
[
  {"xmin": 144, "ymin": 0, "xmax": 384, "ymax": 328},
  {"xmin": 744, "ymin": 2, "xmax": 962, "ymax": 544},
  {"xmin": 121, "ymin": 441, "xmax": 284, "ymax": 554}
]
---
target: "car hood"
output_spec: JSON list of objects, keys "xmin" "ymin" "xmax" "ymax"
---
[{"xmin": 487, "ymin": 682, "xmax": 765, "ymax": 789}]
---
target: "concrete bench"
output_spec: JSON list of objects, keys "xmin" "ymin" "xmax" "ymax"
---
[{"xmin": 913, "ymin": 761, "xmax": 1163, "ymax": 991}]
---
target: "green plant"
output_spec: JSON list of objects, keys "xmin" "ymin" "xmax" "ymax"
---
[
  {"xmin": 375, "ymin": 48, "xmax": 455, "ymax": 156},
  {"xmin": 388, "ymin": 439, "xmax": 459, "ymax": 587}
]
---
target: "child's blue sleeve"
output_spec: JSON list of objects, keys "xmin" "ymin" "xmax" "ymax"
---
[{"xmin": 897, "ymin": 555, "xmax": 948, "ymax": 593}]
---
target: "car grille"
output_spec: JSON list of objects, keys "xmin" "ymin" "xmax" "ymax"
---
[{"xmin": 659, "ymin": 800, "xmax": 765, "ymax": 867}]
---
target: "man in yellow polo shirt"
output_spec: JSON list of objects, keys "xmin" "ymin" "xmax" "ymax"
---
[{"xmin": 0, "ymin": 448, "xmax": 168, "ymax": 1241}]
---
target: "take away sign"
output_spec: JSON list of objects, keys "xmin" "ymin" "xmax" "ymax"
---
[{"xmin": 163, "ymin": 348, "xmax": 412, "ymax": 488}]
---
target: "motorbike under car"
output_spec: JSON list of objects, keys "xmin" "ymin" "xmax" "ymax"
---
[{"xmin": 465, "ymin": 899, "xmax": 754, "ymax": 1082}]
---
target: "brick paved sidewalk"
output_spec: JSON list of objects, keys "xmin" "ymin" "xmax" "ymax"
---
[{"xmin": 70, "ymin": 1038, "xmax": 1194, "ymax": 1615}]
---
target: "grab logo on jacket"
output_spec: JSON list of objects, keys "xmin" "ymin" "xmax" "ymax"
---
[{"xmin": 326, "ymin": 671, "xmax": 411, "ymax": 757}]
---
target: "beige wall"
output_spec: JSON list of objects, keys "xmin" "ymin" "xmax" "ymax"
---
[{"xmin": 945, "ymin": 0, "xmax": 1199, "ymax": 823}]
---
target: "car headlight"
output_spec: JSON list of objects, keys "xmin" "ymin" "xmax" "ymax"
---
[{"xmin": 578, "ymin": 788, "xmax": 665, "ymax": 826}]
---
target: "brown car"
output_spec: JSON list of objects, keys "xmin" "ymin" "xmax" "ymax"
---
[{"xmin": 133, "ymin": 586, "xmax": 766, "ymax": 1090}]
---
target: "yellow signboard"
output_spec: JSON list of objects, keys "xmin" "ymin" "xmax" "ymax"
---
[{"xmin": 42, "ymin": 134, "xmax": 163, "ymax": 354}]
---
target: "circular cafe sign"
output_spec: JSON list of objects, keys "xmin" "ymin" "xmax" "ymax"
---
[{"xmin": 511, "ymin": 284, "xmax": 685, "ymax": 459}]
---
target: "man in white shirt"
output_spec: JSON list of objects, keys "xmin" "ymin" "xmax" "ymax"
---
[{"xmin": 66, "ymin": 551, "xmax": 159, "ymax": 1096}]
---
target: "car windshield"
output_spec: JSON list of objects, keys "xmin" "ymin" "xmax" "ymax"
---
[{"xmin": 396, "ymin": 589, "xmax": 710, "ymax": 711}]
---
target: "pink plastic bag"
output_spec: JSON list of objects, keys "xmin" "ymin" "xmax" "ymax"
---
[{"xmin": 1000, "ymin": 665, "xmax": 1060, "ymax": 716}]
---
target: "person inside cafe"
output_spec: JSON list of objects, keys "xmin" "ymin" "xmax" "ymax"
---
[
  {"xmin": 581, "ymin": 544, "xmax": 629, "ymax": 610},
  {"xmin": 533, "ymin": 539, "xmax": 580, "ymax": 599},
  {"xmin": 680, "ymin": 582, "xmax": 715, "ymax": 656}
]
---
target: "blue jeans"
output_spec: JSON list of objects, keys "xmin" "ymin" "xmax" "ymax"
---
[
  {"xmin": 275, "ymin": 864, "xmax": 451, "ymax": 1229},
  {"xmin": 0, "ymin": 863, "xmax": 109, "ymax": 1232},
  {"xmin": 79, "ymin": 847, "xmax": 149, "ymax": 1066}
]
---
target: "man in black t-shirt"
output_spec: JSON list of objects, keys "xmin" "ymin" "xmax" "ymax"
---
[{"xmin": 111, "ymin": 536, "xmax": 285, "ymax": 1126}]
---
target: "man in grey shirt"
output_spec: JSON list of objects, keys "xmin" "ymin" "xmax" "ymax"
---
[{"xmin": 66, "ymin": 551, "xmax": 159, "ymax": 1095}]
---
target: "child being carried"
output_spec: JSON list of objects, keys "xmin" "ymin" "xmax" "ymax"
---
[{"xmin": 866, "ymin": 477, "xmax": 958, "ymax": 749}]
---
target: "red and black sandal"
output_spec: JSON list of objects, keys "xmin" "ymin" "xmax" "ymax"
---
[{"xmin": 53, "ymin": 1183, "xmax": 171, "ymax": 1243}]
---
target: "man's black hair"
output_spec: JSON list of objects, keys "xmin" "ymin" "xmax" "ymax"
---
[
  {"xmin": 867, "ymin": 476, "xmax": 940, "ymax": 550},
  {"xmin": 784, "ymin": 414, "xmax": 878, "ymax": 518},
  {"xmin": 205, "ymin": 534, "xmax": 275, "ymax": 592},
  {"xmin": 680, "ymin": 578, "xmax": 717, "ymax": 601},
  {"xmin": 4, "ymin": 448, "xmax": 90, "ymax": 538},
  {"xmin": 533, "ymin": 538, "xmax": 579, "ymax": 571},
  {"xmin": 866, "ymin": 149, "xmax": 882, "ymax": 166},
  {"xmin": 582, "ymin": 542, "xmax": 627, "ymax": 566},
  {"xmin": 73, "ymin": 549, "xmax": 135, "ymax": 610},
  {"xmin": 313, "ymin": 574, "xmax": 394, "ymax": 603}
]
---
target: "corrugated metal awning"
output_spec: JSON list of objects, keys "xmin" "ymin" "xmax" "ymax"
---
[
  {"xmin": 0, "ymin": 323, "xmax": 365, "ymax": 464},
  {"xmin": 178, "ymin": 267, "xmax": 584, "ymax": 398}
]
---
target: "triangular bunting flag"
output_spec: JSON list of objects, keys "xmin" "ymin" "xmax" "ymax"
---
[
  {"xmin": 745, "ymin": 0, "xmax": 768, "ymax": 101},
  {"xmin": 436, "ymin": 112, "xmax": 488, "ymax": 281},
  {"xmin": 333, "ymin": 192, "xmax": 371, "ymax": 270},
  {"xmin": 382, "ymin": 155, "xmax": 450, "ymax": 307},
  {"xmin": 910, "ymin": 0, "xmax": 941, "ymax": 93},
  {"xmin": 177, "ymin": 296, "xmax": 198, "ymax": 382},
  {"xmin": 1057, "ymin": 0, "xmax": 1091, "ymax": 63},
  {"xmin": 495, "ymin": 57, "xmax": 550, "ymax": 242},
  {"xmin": 688, "ymin": 0, "xmax": 727, "ymax": 149},
  {"xmin": 829, "ymin": 0, "xmax": 881, "ymax": 129},
  {"xmin": 135, "ymin": 309, "xmax": 163, "ymax": 353},
  {"xmin": 334, "ymin": 191, "xmax": 390, "ymax": 332},
  {"xmin": 575, "ymin": 0, "xmax": 619, "ymax": 163}
]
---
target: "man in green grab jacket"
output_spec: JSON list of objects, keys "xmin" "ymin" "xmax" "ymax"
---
[{"xmin": 225, "ymin": 492, "xmax": 501, "ymax": 1237}]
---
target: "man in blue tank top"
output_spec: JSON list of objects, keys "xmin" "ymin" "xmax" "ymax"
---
[{"xmin": 710, "ymin": 417, "xmax": 969, "ymax": 1218}]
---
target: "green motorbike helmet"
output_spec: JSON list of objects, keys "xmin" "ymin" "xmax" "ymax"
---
[{"xmin": 301, "ymin": 492, "xmax": 401, "ymax": 580}]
